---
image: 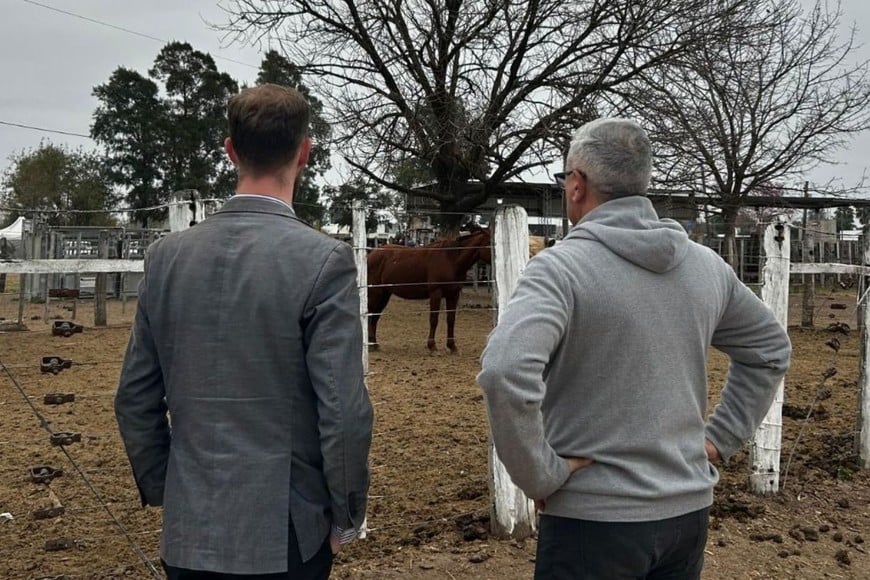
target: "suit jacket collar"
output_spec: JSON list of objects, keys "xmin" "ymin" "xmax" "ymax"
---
[{"xmin": 216, "ymin": 195, "xmax": 299, "ymax": 221}]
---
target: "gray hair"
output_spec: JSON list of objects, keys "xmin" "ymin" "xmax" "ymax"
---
[{"xmin": 565, "ymin": 118, "xmax": 652, "ymax": 200}]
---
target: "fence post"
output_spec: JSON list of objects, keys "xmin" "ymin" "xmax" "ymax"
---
[
  {"xmin": 17, "ymin": 218, "xmax": 32, "ymax": 326},
  {"xmin": 750, "ymin": 222, "xmax": 790, "ymax": 493},
  {"xmin": 857, "ymin": 226, "xmax": 870, "ymax": 467},
  {"xmin": 169, "ymin": 190, "xmax": 197, "ymax": 233},
  {"xmin": 801, "ymin": 217, "xmax": 815, "ymax": 328},
  {"xmin": 352, "ymin": 200, "xmax": 369, "ymax": 375},
  {"xmin": 351, "ymin": 199, "xmax": 369, "ymax": 540},
  {"xmin": 489, "ymin": 205, "xmax": 535, "ymax": 539},
  {"xmin": 94, "ymin": 231, "xmax": 109, "ymax": 327},
  {"xmin": 195, "ymin": 197, "xmax": 223, "ymax": 223}
]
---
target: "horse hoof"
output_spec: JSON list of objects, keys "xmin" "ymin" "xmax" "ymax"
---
[
  {"xmin": 427, "ymin": 341, "xmax": 437, "ymax": 351},
  {"xmin": 368, "ymin": 343, "xmax": 380, "ymax": 351}
]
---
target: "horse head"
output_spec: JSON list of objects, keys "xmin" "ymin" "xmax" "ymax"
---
[{"xmin": 457, "ymin": 228, "xmax": 492, "ymax": 265}]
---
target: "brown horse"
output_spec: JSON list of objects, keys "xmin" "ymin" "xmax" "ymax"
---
[{"xmin": 367, "ymin": 228, "xmax": 492, "ymax": 352}]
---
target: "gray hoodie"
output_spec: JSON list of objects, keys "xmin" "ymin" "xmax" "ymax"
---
[{"xmin": 477, "ymin": 196, "xmax": 791, "ymax": 522}]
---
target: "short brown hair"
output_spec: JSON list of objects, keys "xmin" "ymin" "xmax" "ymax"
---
[{"xmin": 227, "ymin": 84, "xmax": 311, "ymax": 174}]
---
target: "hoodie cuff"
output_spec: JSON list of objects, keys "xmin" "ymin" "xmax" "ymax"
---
[{"xmin": 704, "ymin": 423, "xmax": 743, "ymax": 463}]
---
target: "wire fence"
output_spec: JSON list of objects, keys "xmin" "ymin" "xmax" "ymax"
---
[
  {"xmin": 0, "ymin": 357, "xmax": 164, "ymax": 578},
  {"xmin": 0, "ymin": 288, "xmax": 497, "ymax": 576},
  {"xmin": 2, "ymin": 211, "xmax": 868, "ymax": 576}
]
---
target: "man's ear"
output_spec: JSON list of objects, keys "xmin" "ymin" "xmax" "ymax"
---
[
  {"xmin": 296, "ymin": 136, "xmax": 312, "ymax": 169},
  {"xmin": 568, "ymin": 176, "xmax": 585, "ymax": 205},
  {"xmin": 225, "ymin": 137, "xmax": 240, "ymax": 166}
]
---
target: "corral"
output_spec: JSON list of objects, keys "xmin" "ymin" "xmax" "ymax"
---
[
  {"xmin": 0, "ymin": 202, "xmax": 868, "ymax": 578},
  {"xmin": 0, "ymin": 285, "xmax": 868, "ymax": 579}
]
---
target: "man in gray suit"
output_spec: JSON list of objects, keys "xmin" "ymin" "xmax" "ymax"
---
[{"xmin": 115, "ymin": 84, "xmax": 373, "ymax": 579}]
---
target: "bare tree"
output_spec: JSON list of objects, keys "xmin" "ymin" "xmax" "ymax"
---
[
  {"xmin": 614, "ymin": 0, "xmax": 870, "ymax": 267},
  {"xmin": 220, "ymin": 0, "xmax": 749, "ymax": 225}
]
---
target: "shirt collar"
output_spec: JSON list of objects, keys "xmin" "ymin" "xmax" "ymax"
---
[{"xmin": 229, "ymin": 194, "xmax": 296, "ymax": 215}]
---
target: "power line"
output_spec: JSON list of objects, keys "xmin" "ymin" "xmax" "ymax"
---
[
  {"xmin": 19, "ymin": 0, "xmax": 259, "ymax": 70},
  {"xmin": 0, "ymin": 120, "xmax": 91, "ymax": 139}
]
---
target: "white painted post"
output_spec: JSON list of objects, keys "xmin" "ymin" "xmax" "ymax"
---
[
  {"xmin": 489, "ymin": 205, "xmax": 535, "ymax": 539},
  {"xmin": 750, "ymin": 222, "xmax": 791, "ymax": 494},
  {"xmin": 351, "ymin": 199, "xmax": 369, "ymax": 540},
  {"xmin": 857, "ymin": 227, "xmax": 870, "ymax": 467},
  {"xmin": 352, "ymin": 200, "xmax": 369, "ymax": 375},
  {"xmin": 169, "ymin": 191, "xmax": 195, "ymax": 233},
  {"xmin": 195, "ymin": 197, "xmax": 223, "ymax": 223}
]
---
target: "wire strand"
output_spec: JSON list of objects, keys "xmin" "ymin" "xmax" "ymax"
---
[
  {"xmin": 0, "ymin": 357, "xmax": 162, "ymax": 578},
  {"xmin": 0, "ymin": 119, "xmax": 91, "ymax": 139},
  {"xmin": 19, "ymin": 0, "xmax": 259, "ymax": 69}
]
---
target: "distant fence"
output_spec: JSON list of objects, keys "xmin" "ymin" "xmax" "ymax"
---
[{"xmin": 0, "ymin": 192, "xmax": 209, "ymax": 328}]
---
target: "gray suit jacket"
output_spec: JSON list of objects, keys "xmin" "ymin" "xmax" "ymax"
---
[{"xmin": 115, "ymin": 196, "xmax": 372, "ymax": 574}]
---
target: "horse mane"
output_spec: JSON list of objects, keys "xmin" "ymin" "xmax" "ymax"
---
[{"xmin": 425, "ymin": 228, "xmax": 489, "ymax": 248}]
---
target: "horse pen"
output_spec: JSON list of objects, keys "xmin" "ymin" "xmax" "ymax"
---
[{"xmin": 1, "ymin": 205, "xmax": 869, "ymax": 578}]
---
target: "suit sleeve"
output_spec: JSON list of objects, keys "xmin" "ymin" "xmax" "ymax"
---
[
  {"xmin": 303, "ymin": 243, "xmax": 373, "ymax": 531},
  {"xmin": 114, "ymin": 250, "xmax": 170, "ymax": 507},
  {"xmin": 706, "ymin": 274, "xmax": 792, "ymax": 461},
  {"xmin": 476, "ymin": 256, "xmax": 572, "ymax": 499}
]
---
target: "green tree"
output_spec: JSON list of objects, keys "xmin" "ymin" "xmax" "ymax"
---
[
  {"xmin": 92, "ymin": 42, "xmax": 238, "ymax": 226},
  {"xmin": 256, "ymin": 50, "xmax": 331, "ymax": 226},
  {"xmin": 1, "ymin": 142, "xmax": 119, "ymax": 227},
  {"xmin": 92, "ymin": 68, "xmax": 165, "ymax": 226},
  {"xmin": 150, "ymin": 42, "xmax": 238, "ymax": 198}
]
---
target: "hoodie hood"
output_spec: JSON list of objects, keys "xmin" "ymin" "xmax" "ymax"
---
[{"xmin": 566, "ymin": 196, "xmax": 689, "ymax": 273}]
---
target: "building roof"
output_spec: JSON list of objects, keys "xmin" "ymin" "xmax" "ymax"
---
[{"xmin": 407, "ymin": 182, "xmax": 870, "ymax": 218}]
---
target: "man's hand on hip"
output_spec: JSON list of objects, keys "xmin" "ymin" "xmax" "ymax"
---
[
  {"xmin": 566, "ymin": 456, "xmax": 594, "ymax": 473},
  {"xmin": 705, "ymin": 439, "xmax": 722, "ymax": 464},
  {"xmin": 536, "ymin": 456, "xmax": 594, "ymax": 512}
]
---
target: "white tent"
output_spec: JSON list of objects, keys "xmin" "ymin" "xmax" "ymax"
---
[{"xmin": 0, "ymin": 216, "xmax": 24, "ymax": 240}]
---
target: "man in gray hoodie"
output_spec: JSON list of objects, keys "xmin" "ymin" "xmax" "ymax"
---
[{"xmin": 477, "ymin": 118, "xmax": 791, "ymax": 579}]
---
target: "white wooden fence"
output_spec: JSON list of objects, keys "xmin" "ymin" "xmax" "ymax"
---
[
  {"xmin": 3, "ymin": 202, "xmax": 868, "ymax": 538},
  {"xmin": 0, "ymin": 194, "xmax": 208, "ymax": 326},
  {"xmin": 486, "ymin": 213, "xmax": 870, "ymax": 530},
  {"xmin": 754, "ymin": 222, "xmax": 870, "ymax": 478}
]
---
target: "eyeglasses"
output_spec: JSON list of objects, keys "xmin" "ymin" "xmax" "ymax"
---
[{"xmin": 554, "ymin": 168, "xmax": 586, "ymax": 189}]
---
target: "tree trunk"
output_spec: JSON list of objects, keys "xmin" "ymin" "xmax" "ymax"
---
[
  {"xmin": 722, "ymin": 207, "xmax": 739, "ymax": 272},
  {"xmin": 435, "ymin": 179, "xmax": 488, "ymax": 231}
]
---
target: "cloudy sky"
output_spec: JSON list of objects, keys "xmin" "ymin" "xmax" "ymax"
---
[{"xmin": 1, "ymin": 0, "xmax": 869, "ymax": 196}]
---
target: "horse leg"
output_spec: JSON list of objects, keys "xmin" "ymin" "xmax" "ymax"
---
[
  {"xmin": 367, "ymin": 290, "xmax": 391, "ymax": 350},
  {"xmin": 445, "ymin": 290, "xmax": 460, "ymax": 353},
  {"xmin": 428, "ymin": 290, "xmax": 442, "ymax": 351}
]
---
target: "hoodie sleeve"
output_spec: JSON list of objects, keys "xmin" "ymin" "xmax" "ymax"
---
[
  {"xmin": 476, "ymin": 255, "xmax": 572, "ymax": 499},
  {"xmin": 706, "ymin": 272, "xmax": 792, "ymax": 461}
]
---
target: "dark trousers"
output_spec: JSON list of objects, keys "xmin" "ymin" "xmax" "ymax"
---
[
  {"xmin": 535, "ymin": 507, "xmax": 709, "ymax": 580},
  {"xmin": 162, "ymin": 522, "xmax": 333, "ymax": 580}
]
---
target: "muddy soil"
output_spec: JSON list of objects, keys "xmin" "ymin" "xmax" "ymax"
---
[{"xmin": 0, "ymin": 288, "xmax": 867, "ymax": 579}]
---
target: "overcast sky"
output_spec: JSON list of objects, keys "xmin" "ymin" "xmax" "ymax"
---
[{"xmin": 1, "ymin": 0, "xmax": 869, "ymax": 196}]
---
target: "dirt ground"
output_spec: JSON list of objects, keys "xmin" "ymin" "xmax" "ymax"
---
[{"xmin": 0, "ymin": 286, "xmax": 868, "ymax": 579}]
